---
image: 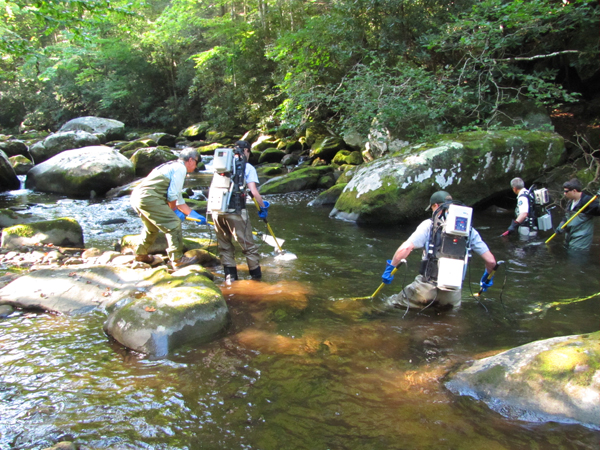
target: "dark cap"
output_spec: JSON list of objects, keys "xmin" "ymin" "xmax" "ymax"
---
[
  {"xmin": 235, "ymin": 140, "xmax": 251, "ymax": 151},
  {"xmin": 425, "ymin": 190, "xmax": 452, "ymax": 210}
]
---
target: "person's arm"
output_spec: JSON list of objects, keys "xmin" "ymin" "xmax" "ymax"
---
[
  {"xmin": 480, "ymin": 250, "xmax": 497, "ymax": 273},
  {"xmin": 390, "ymin": 241, "xmax": 414, "ymax": 266},
  {"xmin": 247, "ymin": 182, "xmax": 265, "ymax": 208},
  {"xmin": 515, "ymin": 212, "xmax": 528, "ymax": 224},
  {"xmin": 176, "ymin": 203, "xmax": 192, "ymax": 215}
]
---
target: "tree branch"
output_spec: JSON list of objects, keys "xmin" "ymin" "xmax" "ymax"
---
[{"xmin": 497, "ymin": 50, "xmax": 579, "ymax": 62}]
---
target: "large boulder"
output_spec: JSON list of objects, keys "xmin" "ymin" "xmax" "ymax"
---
[
  {"xmin": 0, "ymin": 150, "xmax": 20, "ymax": 192},
  {"xmin": 25, "ymin": 146, "xmax": 135, "ymax": 197},
  {"xmin": 141, "ymin": 132, "xmax": 177, "ymax": 147},
  {"xmin": 180, "ymin": 122, "xmax": 210, "ymax": 141},
  {"xmin": 258, "ymin": 148, "xmax": 286, "ymax": 164},
  {"xmin": 29, "ymin": 130, "xmax": 101, "ymax": 163},
  {"xmin": 445, "ymin": 332, "xmax": 600, "ymax": 430},
  {"xmin": 59, "ymin": 116, "xmax": 125, "ymax": 141},
  {"xmin": 0, "ymin": 265, "xmax": 229, "ymax": 358},
  {"xmin": 310, "ymin": 136, "xmax": 346, "ymax": 162},
  {"xmin": 1, "ymin": 218, "xmax": 84, "ymax": 248},
  {"xmin": 103, "ymin": 267, "xmax": 229, "ymax": 358},
  {"xmin": 330, "ymin": 130, "xmax": 565, "ymax": 224},
  {"xmin": 0, "ymin": 139, "xmax": 29, "ymax": 158},
  {"xmin": 130, "ymin": 147, "xmax": 177, "ymax": 177},
  {"xmin": 259, "ymin": 166, "xmax": 333, "ymax": 194}
]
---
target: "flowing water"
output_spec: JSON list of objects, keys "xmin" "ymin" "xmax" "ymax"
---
[{"xmin": 0, "ymin": 184, "xmax": 599, "ymax": 449}]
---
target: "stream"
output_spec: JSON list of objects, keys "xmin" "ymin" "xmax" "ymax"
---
[{"xmin": 0, "ymin": 182, "xmax": 599, "ymax": 449}]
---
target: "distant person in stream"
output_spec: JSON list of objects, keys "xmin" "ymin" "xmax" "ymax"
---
[
  {"xmin": 554, "ymin": 178, "xmax": 600, "ymax": 251},
  {"xmin": 381, "ymin": 191, "xmax": 497, "ymax": 310},
  {"xmin": 501, "ymin": 177, "xmax": 538, "ymax": 239},
  {"xmin": 130, "ymin": 148, "xmax": 206, "ymax": 269}
]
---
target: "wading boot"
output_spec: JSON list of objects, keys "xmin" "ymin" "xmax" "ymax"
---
[
  {"xmin": 224, "ymin": 266, "xmax": 238, "ymax": 282},
  {"xmin": 249, "ymin": 266, "xmax": 262, "ymax": 280}
]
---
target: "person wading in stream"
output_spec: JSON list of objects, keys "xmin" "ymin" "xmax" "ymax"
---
[
  {"xmin": 554, "ymin": 178, "xmax": 600, "ymax": 251},
  {"xmin": 210, "ymin": 140, "xmax": 269, "ymax": 281},
  {"xmin": 130, "ymin": 148, "xmax": 207, "ymax": 269},
  {"xmin": 501, "ymin": 177, "xmax": 537, "ymax": 239},
  {"xmin": 382, "ymin": 191, "xmax": 497, "ymax": 310}
]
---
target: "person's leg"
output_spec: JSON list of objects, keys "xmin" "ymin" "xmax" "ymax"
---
[
  {"xmin": 231, "ymin": 210, "xmax": 260, "ymax": 271},
  {"xmin": 387, "ymin": 275, "xmax": 438, "ymax": 309},
  {"xmin": 213, "ymin": 213, "xmax": 237, "ymax": 268},
  {"xmin": 136, "ymin": 199, "xmax": 184, "ymax": 262}
]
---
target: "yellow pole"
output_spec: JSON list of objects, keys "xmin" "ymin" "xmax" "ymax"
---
[
  {"xmin": 369, "ymin": 260, "xmax": 406, "ymax": 298},
  {"xmin": 251, "ymin": 197, "xmax": 284, "ymax": 253},
  {"xmin": 545, "ymin": 194, "xmax": 598, "ymax": 244}
]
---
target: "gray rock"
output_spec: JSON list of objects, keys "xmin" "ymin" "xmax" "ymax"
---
[
  {"xmin": 59, "ymin": 116, "xmax": 125, "ymax": 141},
  {"xmin": 0, "ymin": 265, "xmax": 229, "ymax": 358},
  {"xmin": 1, "ymin": 218, "xmax": 84, "ymax": 249},
  {"xmin": 25, "ymin": 146, "xmax": 135, "ymax": 197},
  {"xmin": 0, "ymin": 208, "xmax": 34, "ymax": 228},
  {"xmin": 0, "ymin": 139, "xmax": 29, "ymax": 158},
  {"xmin": 29, "ymin": 130, "xmax": 101, "ymax": 163},
  {"xmin": 130, "ymin": 147, "xmax": 177, "ymax": 177},
  {"xmin": 0, "ymin": 150, "xmax": 19, "ymax": 192},
  {"xmin": 141, "ymin": 132, "xmax": 177, "ymax": 147},
  {"xmin": 445, "ymin": 332, "xmax": 600, "ymax": 430},
  {"xmin": 330, "ymin": 130, "xmax": 565, "ymax": 225}
]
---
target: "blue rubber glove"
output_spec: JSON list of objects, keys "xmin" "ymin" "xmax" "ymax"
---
[
  {"xmin": 258, "ymin": 200, "xmax": 270, "ymax": 219},
  {"xmin": 382, "ymin": 260, "xmax": 395, "ymax": 285},
  {"xmin": 480, "ymin": 271, "xmax": 494, "ymax": 292},
  {"xmin": 188, "ymin": 210, "xmax": 207, "ymax": 225},
  {"xmin": 174, "ymin": 209, "xmax": 186, "ymax": 221}
]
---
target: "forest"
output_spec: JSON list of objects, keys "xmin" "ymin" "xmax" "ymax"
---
[{"xmin": 0, "ymin": 0, "xmax": 598, "ymax": 142}]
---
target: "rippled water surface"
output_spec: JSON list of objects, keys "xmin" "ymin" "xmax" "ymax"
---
[{"xmin": 0, "ymin": 186, "xmax": 599, "ymax": 449}]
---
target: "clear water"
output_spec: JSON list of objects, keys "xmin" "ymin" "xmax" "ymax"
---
[{"xmin": 0, "ymin": 186, "xmax": 599, "ymax": 449}]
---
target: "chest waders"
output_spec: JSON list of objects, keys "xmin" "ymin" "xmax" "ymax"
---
[{"xmin": 420, "ymin": 201, "xmax": 473, "ymax": 291}]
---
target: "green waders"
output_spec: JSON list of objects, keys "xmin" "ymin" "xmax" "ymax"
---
[{"xmin": 130, "ymin": 173, "xmax": 183, "ymax": 262}]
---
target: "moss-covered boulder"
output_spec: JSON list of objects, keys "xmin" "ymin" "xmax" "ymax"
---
[
  {"xmin": 141, "ymin": 132, "xmax": 177, "ymax": 147},
  {"xmin": 9, "ymin": 154, "xmax": 34, "ymax": 175},
  {"xmin": 59, "ymin": 116, "xmax": 125, "ymax": 141},
  {"xmin": 0, "ymin": 139, "xmax": 29, "ymax": 158},
  {"xmin": 308, "ymin": 183, "xmax": 347, "ymax": 207},
  {"xmin": 29, "ymin": 130, "xmax": 101, "ymax": 163},
  {"xmin": 195, "ymin": 142, "xmax": 222, "ymax": 155},
  {"xmin": 25, "ymin": 146, "xmax": 135, "ymax": 197},
  {"xmin": 258, "ymin": 148, "xmax": 286, "ymax": 164},
  {"xmin": 103, "ymin": 267, "xmax": 229, "ymax": 358},
  {"xmin": 330, "ymin": 131, "xmax": 565, "ymax": 224},
  {"xmin": 0, "ymin": 265, "xmax": 229, "ymax": 358},
  {"xmin": 256, "ymin": 163, "xmax": 285, "ymax": 178},
  {"xmin": 130, "ymin": 147, "xmax": 177, "ymax": 177},
  {"xmin": 120, "ymin": 139, "xmax": 157, "ymax": 153},
  {"xmin": 259, "ymin": 166, "xmax": 334, "ymax": 194},
  {"xmin": 445, "ymin": 332, "xmax": 600, "ymax": 430},
  {"xmin": 332, "ymin": 150, "xmax": 363, "ymax": 166},
  {"xmin": 180, "ymin": 122, "xmax": 210, "ymax": 141},
  {"xmin": 251, "ymin": 136, "xmax": 278, "ymax": 152},
  {"xmin": 310, "ymin": 136, "xmax": 346, "ymax": 162},
  {"xmin": 1, "ymin": 218, "xmax": 84, "ymax": 248},
  {"xmin": 0, "ymin": 150, "xmax": 19, "ymax": 192}
]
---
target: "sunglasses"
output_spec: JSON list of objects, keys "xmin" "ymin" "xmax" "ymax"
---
[{"xmin": 563, "ymin": 189, "xmax": 572, "ymax": 193}]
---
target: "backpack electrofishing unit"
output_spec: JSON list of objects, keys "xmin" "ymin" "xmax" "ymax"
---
[
  {"xmin": 421, "ymin": 202, "xmax": 473, "ymax": 291},
  {"xmin": 207, "ymin": 147, "xmax": 247, "ymax": 214},
  {"xmin": 531, "ymin": 187, "xmax": 552, "ymax": 231}
]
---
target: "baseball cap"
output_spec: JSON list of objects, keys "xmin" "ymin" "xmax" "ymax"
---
[{"xmin": 425, "ymin": 190, "xmax": 452, "ymax": 210}]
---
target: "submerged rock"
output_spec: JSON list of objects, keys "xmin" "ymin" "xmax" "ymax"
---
[
  {"xmin": 330, "ymin": 130, "xmax": 565, "ymax": 224},
  {"xmin": 445, "ymin": 332, "xmax": 600, "ymax": 430}
]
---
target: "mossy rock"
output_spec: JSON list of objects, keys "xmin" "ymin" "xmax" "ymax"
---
[
  {"xmin": 1, "ymin": 217, "xmax": 84, "ymax": 248},
  {"xmin": 180, "ymin": 122, "xmax": 210, "ymax": 141},
  {"xmin": 259, "ymin": 166, "xmax": 333, "ymax": 194},
  {"xmin": 196, "ymin": 143, "xmax": 222, "ymax": 156},
  {"xmin": 445, "ymin": 331, "xmax": 600, "ymax": 429},
  {"xmin": 120, "ymin": 234, "xmax": 216, "ymax": 255},
  {"xmin": 308, "ymin": 183, "xmax": 347, "ymax": 207},
  {"xmin": 9, "ymin": 154, "xmax": 33, "ymax": 175},
  {"xmin": 256, "ymin": 163, "xmax": 285, "ymax": 177},
  {"xmin": 120, "ymin": 139, "xmax": 157, "ymax": 153},
  {"xmin": 310, "ymin": 136, "xmax": 346, "ymax": 162},
  {"xmin": 258, "ymin": 148, "xmax": 286, "ymax": 164},
  {"xmin": 130, "ymin": 147, "xmax": 177, "ymax": 177},
  {"xmin": 331, "ymin": 130, "xmax": 565, "ymax": 225}
]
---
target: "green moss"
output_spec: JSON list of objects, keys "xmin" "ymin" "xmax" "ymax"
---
[{"xmin": 473, "ymin": 364, "xmax": 507, "ymax": 386}]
